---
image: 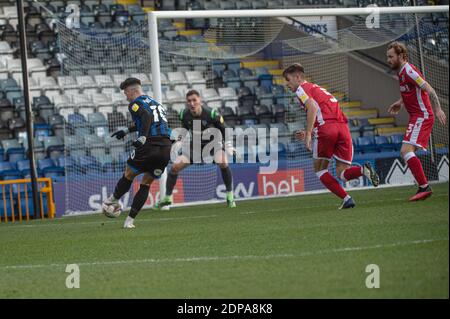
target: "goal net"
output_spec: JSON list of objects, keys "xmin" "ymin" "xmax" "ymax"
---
[{"xmin": 52, "ymin": 5, "xmax": 448, "ymax": 214}]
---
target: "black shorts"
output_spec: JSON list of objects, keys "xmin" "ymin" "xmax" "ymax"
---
[{"xmin": 127, "ymin": 142, "xmax": 171, "ymax": 178}]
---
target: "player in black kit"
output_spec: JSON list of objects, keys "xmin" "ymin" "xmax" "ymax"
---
[
  {"xmin": 154, "ymin": 89, "xmax": 238, "ymax": 209},
  {"xmin": 102, "ymin": 78, "xmax": 172, "ymax": 228}
]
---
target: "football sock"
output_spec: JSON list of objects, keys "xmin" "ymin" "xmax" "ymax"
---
[
  {"xmin": 226, "ymin": 191, "xmax": 234, "ymax": 202},
  {"xmin": 129, "ymin": 184, "xmax": 150, "ymax": 218},
  {"xmin": 166, "ymin": 171, "xmax": 179, "ymax": 196},
  {"xmin": 220, "ymin": 167, "xmax": 233, "ymax": 192},
  {"xmin": 340, "ymin": 166, "xmax": 363, "ymax": 182},
  {"xmin": 316, "ymin": 170, "xmax": 348, "ymax": 199},
  {"xmin": 404, "ymin": 152, "xmax": 428, "ymax": 187},
  {"xmin": 113, "ymin": 175, "xmax": 133, "ymax": 200}
]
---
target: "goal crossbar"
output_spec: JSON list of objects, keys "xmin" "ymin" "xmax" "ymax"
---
[{"xmin": 148, "ymin": 5, "xmax": 449, "ymax": 103}]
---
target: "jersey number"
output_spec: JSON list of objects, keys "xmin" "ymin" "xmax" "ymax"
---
[
  {"xmin": 320, "ymin": 88, "xmax": 338, "ymax": 103},
  {"xmin": 151, "ymin": 104, "xmax": 168, "ymax": 123}
]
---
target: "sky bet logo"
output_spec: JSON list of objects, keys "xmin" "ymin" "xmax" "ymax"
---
[{"xmin": 257, "ymin": 169, "xmax": 304, "ymax": 196}]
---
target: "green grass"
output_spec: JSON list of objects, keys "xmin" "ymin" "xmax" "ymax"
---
[{"xmin": 0, "ymin": 183, "xmax": 448, "ymax": 298}]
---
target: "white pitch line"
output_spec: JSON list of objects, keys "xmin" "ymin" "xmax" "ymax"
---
[{"xmin": 1, "ymin": 238, "xmax": 447, "ymax": 270}]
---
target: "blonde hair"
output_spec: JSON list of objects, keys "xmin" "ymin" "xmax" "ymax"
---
[{"xmin": 387, "ymin": 41, "xmax": 408, "ymax": 61}]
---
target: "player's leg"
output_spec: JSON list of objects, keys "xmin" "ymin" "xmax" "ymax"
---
[
  {"xmin": 313, "ymin": 127, "xmax": 354, "ymax": 209},
  {"xmin": 155, "ymin": 155, "xmax": 191, "ymax": 208},
  {"xmin": 314, "ymin": 159, "xmax": 354, "ymax": 209},
  {"xmin": 103, "ymin": 165, "xmax": 140, "ymax": 209},
  {"xmin": 215, "ymin": 149, "xmax": 236, "ymax": 208},
  {"xmin": 401, "ymin": 117, "xmax": 434, "ymax": 201},
  {"xmin": 123, "ymin": 173, "xmax": 154, "ymax": 229},
  {"xmin": 401, "ymin": 143, "xmax": 432, "ymax": 201},
  {"xmin": 335, "ymin": 127, "xmax": 379, "ymax": 186}
]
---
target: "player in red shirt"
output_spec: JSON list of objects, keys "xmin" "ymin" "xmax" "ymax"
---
[
  {"xmin": 283, "ymin": 64, "xmax": 380, "ymax": 209},
  {"xmin": 386, "ymin": 42, "xmax": 446, "ymax": 201}
]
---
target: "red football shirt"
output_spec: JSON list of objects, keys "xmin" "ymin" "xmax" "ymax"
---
[
  {"xmin": 295, "ymin": 81, "xmax": 347, "ymax": 127},
  {"xmin": 398, "ymin": 62, "xmax": 433, "ymax": 119}
]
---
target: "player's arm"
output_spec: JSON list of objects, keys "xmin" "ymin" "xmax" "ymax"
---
[
  {"xmin": 295, "ymin": 86, "xmax": 316, "ymax": 151},
  {"xmin": 407, "ymin": 68, "xmax": 446, "ymax": 125},
  {"xmin": 211, "ymin": 109, "xmax": 237, "ymax": 157},
  {"xmin": 422, "ymin": 82, "xmax": 446, "ymax": 125},
  {"xmin": 133, "ymin": 102, "xmax": 153, "ymax": 147},
  {"xmin": 304, "ymin": 99, "xmax": 318, "ymax": 151},
  {"xmin": 388, "ymin": 98, "xmax": 404, "ymax": 115}
]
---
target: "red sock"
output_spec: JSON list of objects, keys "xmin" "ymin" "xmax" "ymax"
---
[
  {"xmin": 317, "ymin": 170, "xmax": 348, "ymax": 199},
  {"xmin": 405, "ymin": 152, "xmax": 428, "ymax": 187},
  {"xmin": 341, "ymin": 166, "xmax": 363, "ymax": 181}
]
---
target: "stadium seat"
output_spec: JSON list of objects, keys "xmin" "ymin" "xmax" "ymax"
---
[
  {"xmin": 43, "ymin": 136, "xmax": 64, "ymax": 159},
  {"xmin": 375, "ymin": 135, "xmax": 396, "ymax": 152},
  {"xmin": 57, "ymin": 156, "xmax": 76, "ymax": 171},
  {"xmin": 389, "ymin": 134, "xmax": 404, "ymax": 151},
  {"xmin": 77, "ymin": 155, "xmax": 98, "ymax": 173},
  {"xmin": 254, "ymin": 104, "xmax": 273, "ymax": 124},
  {"xmin": 34, "ymin": 123, "xmax": 51, "ymax": 141},
  {"xmin": 356, "ymin": 136, "xmax": 377, "ymax": 153},
  {"xmin": 220, "ymin": 106, "xmax": 239, "ymax": 127}
]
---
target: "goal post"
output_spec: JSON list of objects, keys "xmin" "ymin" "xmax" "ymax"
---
[
  {"xmin": 148, "ymin": 5, "xmax": 449, "ymax": 203},
  {"xmin": 54, "ymin": 4, "xmax": 448, "ymax": 215}
]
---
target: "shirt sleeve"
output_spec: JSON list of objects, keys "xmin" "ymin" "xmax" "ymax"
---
[
  {"xmin": 129, "ymin": 101, "xmax": 152, "ymax": 137},
  {"xmin": 296, "ymin": 86, "xmax": 310, "ymax": 105},
  {"xmin": 406, "ymin": 67, "xmax": 426, "ymax": 88}
]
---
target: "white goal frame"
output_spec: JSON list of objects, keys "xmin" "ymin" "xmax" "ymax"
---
[{"xmin": 148, "ymin": 5, "xmax": 449, "ymax": 203}]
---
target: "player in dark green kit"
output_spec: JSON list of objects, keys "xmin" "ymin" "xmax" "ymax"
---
[{"xmin": 154, "ymin": 89, "xmax": 238, "ymax": 209}]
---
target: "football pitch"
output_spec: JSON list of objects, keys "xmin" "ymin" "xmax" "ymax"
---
[{"xmin": 0, "ymin": 183, "xmax": 448, "ymax": 299}]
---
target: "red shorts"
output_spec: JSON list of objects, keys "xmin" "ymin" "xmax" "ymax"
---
[
  {"xmin": 313, "ymin": 122, "xmax": 353, "ymax": 165},
  {"xmin": 403, "ymin": 116, "xmax": 434, "ymax": 150}
]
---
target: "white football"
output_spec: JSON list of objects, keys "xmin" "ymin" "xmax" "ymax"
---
[{"xmin": 102, "ymin": 202, "xmax": 123, "ymax": 218}]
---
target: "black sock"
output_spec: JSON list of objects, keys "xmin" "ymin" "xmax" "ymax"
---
[
  {"xmin": 113, "ymin": 175, "xmax": 133, "ymax": 200},
  {"xmin": 129, "ymin": 184, "xmax": 150, "ymax": 219},
  {"xmin": 220, "ymin": 166, "xmax": 233, "ymax": 192},
  {"xmin": 166, "ymin": 171, "xmax": 179, "ymax": 196}
]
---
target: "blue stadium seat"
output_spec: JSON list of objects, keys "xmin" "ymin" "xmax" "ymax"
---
[
  {"xmin": 389, "ymin": 134, "xmax": 404, "ymax": 151},
  {"xmin": 77, "ymin": 155, "xmax": 98, "ymax": 173},
  {"xmin": 34, "ymin": 123, "xmax": 52, "ymax": 141},
  {"xmin": 357, "ymin": 136, "xmax": 377, "ymax": 153},
  {"xmin": 55, "ymin": 156, "xmax": 73, "ymax": 170},
  {"xmin": 6, "ymin": 148, "xmax": 25, "ymax": 164},
  {"xmin": 375, "ymin": 135, "xmax": 396, "ymax": 152},
  {"xmin": 68, "ymin": 113, "xmax": 87, "ymax": 127}
]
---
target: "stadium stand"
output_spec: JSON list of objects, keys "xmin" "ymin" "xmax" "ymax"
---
[{"xmin": 0, "ymin": 0, "xmax": 447, "ymax": 190}]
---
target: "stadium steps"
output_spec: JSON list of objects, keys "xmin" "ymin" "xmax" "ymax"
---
[
  {"xmin": 116, "ymin": 0, "xmax": 140, "ymax": 4},
  {"xmin": 375, "ymin": 126, "xmax": 407, "ymax": 136},
  {"xmin": 343, "ymin": 108, "xmax": 379, "ymax": 119},
  {"xmin": 178, "ymin": 29, "xmax": 202, "ymax": 36},
  {"xmin": 368, "ymin": 117, "xmax": 396, "ymax": 125},
  {"xmin": 241, "ymin": 60, "xmax": 280, "ymax": 70},
  {"xmin": 173, "ymin": 22, "xmax": 186, "ymax": 30}
]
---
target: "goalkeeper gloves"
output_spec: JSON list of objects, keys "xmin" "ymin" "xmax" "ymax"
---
[
  {"xmin": 132, "ymin": 136, "xmax": 147, "ymax": 148},
  {"xmin": 225, "ymin": 141, "xmax": 241, "ymax": 161},
  {"xmin": 111, "ymin": 128, "xmax": 129, "ymax": 140}
]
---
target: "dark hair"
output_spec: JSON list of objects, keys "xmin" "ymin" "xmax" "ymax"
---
[
  {"xmin": 387, "ymin": 41, "xmax": 408, "ymax": 61},
  {"xmin": 186, "ymin": 89, "xmax": 200, "ymax": 98},
  {"xmin": 119, "ymin": 77, "xmax": 141, "ymax": 90},
  {"xmin": 282, "ymin": 63, "xmax": 305, "ymax": 80}
]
